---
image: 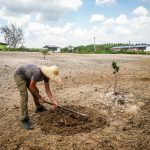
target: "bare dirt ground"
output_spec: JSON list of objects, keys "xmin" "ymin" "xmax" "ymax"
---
[{"xmin": 0, "ymin": 52, "xmax": 150, "ymax": 150}]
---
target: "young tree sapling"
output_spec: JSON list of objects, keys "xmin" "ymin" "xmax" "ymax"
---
[
  {"xmin": 41, "ymin": 49, "xmax": 49, "ymax": 60},
  {"xmin": 112, "ymin": 61, "xmax": 120, "ymax": 95}
]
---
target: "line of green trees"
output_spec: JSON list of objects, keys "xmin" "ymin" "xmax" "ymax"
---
[
  {"xmin": 0, "ymin": 47, "xmax": 42, "ymax": 52},
  {"xmin": 61, "ymin": 44, "xmax": 150, "ymax": 54},
  {"xmin": 1, "ymin": 43, "xmax": 149, "ymax": 55},
  {"xmin": 61, "ymin": 43, "xmax": 128, "ymax": 54}
]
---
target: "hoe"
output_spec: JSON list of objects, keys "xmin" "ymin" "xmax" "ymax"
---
[{"xmin": 44, "ymin": 100, "xmax": 88, "ymax": 120}]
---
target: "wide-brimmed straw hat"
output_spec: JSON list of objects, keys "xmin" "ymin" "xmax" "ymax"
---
[{"xmin": 40, "ymin": 65, "xmax": 61, "ymax": 83}]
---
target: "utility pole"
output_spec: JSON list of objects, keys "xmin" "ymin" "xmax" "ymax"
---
[{"xmin": 94, "ymin": 36, "xmax": 96, "ymax": 52}]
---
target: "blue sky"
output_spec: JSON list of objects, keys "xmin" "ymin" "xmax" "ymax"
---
[
  {"xmin": 0, "ymin": 0, "xmax": 150, "ymax": 48},
  {"xmin": 64, "ymin": 0, "xmax": 150, "ymax": 25}
]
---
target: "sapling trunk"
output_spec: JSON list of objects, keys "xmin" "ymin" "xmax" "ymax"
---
[{"xmin": 114, "ymin": 72, "xmax": 118, "ymax": 94}]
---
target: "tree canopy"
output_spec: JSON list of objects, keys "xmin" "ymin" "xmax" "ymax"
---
[{"xmin": 0, "ymin": 24, "xmax": 24, "ymax": 49}]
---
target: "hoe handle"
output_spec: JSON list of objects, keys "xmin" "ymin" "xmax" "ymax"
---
[{"xmin": 44, "ymin": 100, "xmax": 87, "ymax": 117}]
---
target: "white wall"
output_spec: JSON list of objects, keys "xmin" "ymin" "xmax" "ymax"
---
[
  {"xmin": 146, "ymin": 46, "xmax": 150, "ymax": 51},
  {"xmin": 55, "ymin": 47, "xmax": 61, "ymax": 52}
]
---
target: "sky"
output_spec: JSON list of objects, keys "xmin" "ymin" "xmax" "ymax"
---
[{"xmin": 0, "ymin": 0, "xmax": 150, "ymax": 48}]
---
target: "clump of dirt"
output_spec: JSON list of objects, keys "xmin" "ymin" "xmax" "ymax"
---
[
  {"xmin": 140, "ymin": 77, "xmax": 150, "ymax": 81},
  {"xmin": 38, "ymin": 105, "xmax": 107, "ymax": 135}
]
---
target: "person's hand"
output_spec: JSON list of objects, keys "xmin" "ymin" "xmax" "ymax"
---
[
  {"xmin": 53, "ymin": 101, "xmax": 58, "ymax": 106},
  {"xmin": 52, "ymin": 101, "xmax": 58, "ymax": 111},
  {"xmin": 39, "ymin": 97, "xmax": 44, "ymax": 105}
]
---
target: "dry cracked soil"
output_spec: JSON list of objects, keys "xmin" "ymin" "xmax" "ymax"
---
[{"xmin": 0, "ymin": 52, "xmax": 150, "ymax": 150}]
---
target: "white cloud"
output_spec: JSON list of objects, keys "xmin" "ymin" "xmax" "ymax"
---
[
  {"xmin": 115, "ymin": 26, "xmax": 131, "ymax": 35},
  {"xmin": 116, "ymin": 14, "xmax": 128, "ymax": 24},
  {"xmin": 24, "ymin": 9, "xmax": 150, "ymax": 48},
  {"xmin": 1, "ymin": 2, "xmax": 150, "ymax": 48},
  {"xmin": 0, "ymin": 0, "xmax": 83, "ymax": 22},
  {"xmin": 97, "ymin": 13, "xmax": 150, "ymax": 43},
  {"xmin": 133, "ymin": 6, "xmax": 149, "ymax": 16},
  {"xmin": 25, "ymin": 22, "xmax": 76, "ymax": 48},
  {"xmin": 0, "ymin": 7, "xmax": 31, "ymax": 27},
  {"xmin": 9, "ymin": 15, "xmax": 31, "ymax": 27},
  {"xmin": 89, "ymin": 14, "xmax": 105, "ymax": 23},
  {"xmin": 59, "ymin": 0, "xmax": 83, "ymax": 10},
  {"xmin": 96, "ymin": 0, "xmax": 116, "ymax": 5},
  {"xmin": 100, "ymin": 18, "xmax": 116, "ymax": 34}
]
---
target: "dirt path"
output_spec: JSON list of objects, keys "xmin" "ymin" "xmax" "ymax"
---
[{"xmin": 0, "ymin": 52, "xmax": 150, "ymax": 150}]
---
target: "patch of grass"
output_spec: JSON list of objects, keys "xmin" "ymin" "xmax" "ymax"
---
[{"xmin": 0, "ymin": 47, "xmax": 41, "ymax": 52}]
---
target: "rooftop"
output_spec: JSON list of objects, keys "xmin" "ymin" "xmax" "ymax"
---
[
  {"xmin": 112, "ymin": 44, "xmax": 150, "ymax": 49},
  {"xmin": 43, "ymin": 45, "xmax": 60, "ymax": 48}
]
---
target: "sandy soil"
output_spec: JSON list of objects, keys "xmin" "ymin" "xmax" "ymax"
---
[{"xmin": 0, "ymin": 52, "xmax": 150, "ymax": 150}]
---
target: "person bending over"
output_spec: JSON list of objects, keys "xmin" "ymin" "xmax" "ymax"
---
[{"xmin": 14, "ymin": 64, "xmax": 61, "ymax": 130}]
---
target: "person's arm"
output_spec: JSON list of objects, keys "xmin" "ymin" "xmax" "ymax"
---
[
  {"xmin": 29, "ymin": 80, "xmax": 44, "ymax": 104},
  {"xmin": 44, "ymin": 82, "xmax": 58, "ymax": 107}
]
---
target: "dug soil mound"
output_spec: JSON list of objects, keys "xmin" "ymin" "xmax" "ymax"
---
[{"xmin": 38, "ymin": 105, "xmax": 107, "ymax": 135}]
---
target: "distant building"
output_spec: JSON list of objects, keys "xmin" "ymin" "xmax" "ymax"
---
[
  {"xmin": 112, "ymin": 44, "xmax": 150, "ymax": 51},
  {"xmin": 43, "ymin": 45, "xmax": 61, "ymax": 53}
]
